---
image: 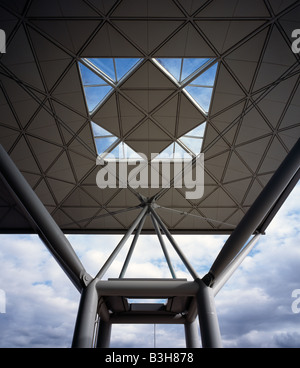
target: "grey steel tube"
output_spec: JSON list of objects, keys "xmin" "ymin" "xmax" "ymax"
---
[
  {"xmin": 209, "ymin": 138, "xmax": 300, "ymax": 281},
  {"xmin": 150, "ymin": 213, "xmax": 177, "ymax": 279},
  {"xmin": 96, "ymin": 320, "xmax": 112, "ymax": 348},
  {"xmin": 72, "ymin": 280, "xmax": 99, "ymax": 348},
  {"xmin": 196, "ymin": 280, "xmax": 222, "ymax": 348},
  {"xmin": 95, "ymin": 206, "xmax": 148, "ymax": 280},
  {"xmin": 119, "ymin": 213, "xmax": 147, "ymax": 278},
  {"xmin": 96, "ymin": 280, "xmax": 199, "ymax": 297},
  {"xmin": 150, "ymin": 207, "xmax": 199, "ymax": 280},
  {"xmin": 0, "ymin": 145, "xmax": 88, "ymax": 291},
  {"xmin": 185, "ymin": 320, "xmax": 200, "ymax": 348}
]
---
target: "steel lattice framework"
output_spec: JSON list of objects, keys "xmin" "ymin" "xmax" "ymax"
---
[{"xmin": 0, "ymin": 0, "xmax": 299, "ymax": 348}]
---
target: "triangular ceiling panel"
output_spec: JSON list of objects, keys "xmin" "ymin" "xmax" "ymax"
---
[
  {"xmin": 119, "ymin": 95, "xmax": 146, "ymax": 136},
  {"xmin": 52, "ymin": 64, "xmax": 87, "ymax": 113},
  {"xmin": 198, "ymin": 0, "xmax": 270, "ymax": 17},
  {"xmin": 28, "ymin": 0, "xmax": 99, "ymax": 17},
  {"xmin": 113, "ymin": 20, "xmax": 184, "ymax": 55},
  {"xmin": 0, "ymin": 127, "xmax": 19, "ymax": 152},
  {"xmin": 87, "ymin": 0, "xmax": 118, "ymax": 15},
  {"xmin": 27, "ymin": 136, "xmax": 62, "ymax": 173},
  {"xmin": 177, "ymin": 0, "xmax": 208, "ymax": 15},
  {"xmin": 31, "ymin": 19, "xmax": 99, "ymax": 54},
  {"xmin": 253, "ymin": 26, "xmax": 298, "ymax": 91},
  {"xmin": 92, "ymin": 94, "xmax": 120, "ymax": 137},
  {"xmin": 256, "ymin": 74, "xmax": 299, "ymax": 129},
  {"xmin": 127, "ymin": 119, "xmax": 171, "ymax": 141},
  {"xmin": 210, "ymin": 63, "xmax": 246, "ymax": 115},
  {"xmin": 196, "ymin": 20, "xmax": 266, "ymax": 55},
  {"xmin": 9, "ymin": 137, "xmax": 40, "ymax": 174},
  {"xmin": 82, "ymin": 23, "xmax": 142, "ymax": 57},
  {"xmin": 152, "ymin": 95, "xmax": 178, "ymax": 136},
  {"xmin": 223, "ymin": 151, "xmax": 252, "ymax": 182},
  {"xmin": 52, "ymin": 101, "xmax": 87, "ymax": 144},
  {"xmin": 155, "ymin": 23, "xmax": 216, "ymax": 57},
  {"xmin": 2, "ymin": 26, "xmax": 44, "ymax": 91},
  {"xmin": 224, "ymin": 28, "xmax": 269, "ymax": 91},
  {"xmin": 112, "ymin": 0, "xmax": 184, "ymax": 17},
  {"xmin": 177, "ymin": 94, "xmax": 207, "ymax": 137},
  {"xmin": 123, "ymin": 90, "xmax": 174, "ymax": 114},
  {"xmin": 258, "ymin": 137, "xmax": 289, "ymax": 174},
  {"xmin": 121, "ymin": 61, "xmax": 177, "ymax": 90},
  {"xmin": 236, "ymin": 137, "xmax": 272, "ymax": 173},
  {"xmin": 46, "ymin": 151, "xmax": 76, "ymax": 183},
  {"xmin": 235, "ymin": 104, "xmax": 272, "ymax": 145},
  {"xmin": 27, "ymin": 117, "xmax": 61, "ymax": 148}
]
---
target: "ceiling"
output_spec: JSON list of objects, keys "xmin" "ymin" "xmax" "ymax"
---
[{"xmin": 0, "ymin": 0, "xmax": 299, "ymax": 234}]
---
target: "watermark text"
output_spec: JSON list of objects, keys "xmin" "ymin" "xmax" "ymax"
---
[
  {"xmin": 0, "ymin": 29, "xmax": 6, "ymax": 54},
  {"xmin": 291, "ymin": 289, "xmax": 300, "ymax": 314},
  {"xmin": 96, "ymin": 153, "xmax": 205, "ymax": 200},
  {"xmin": 291, "ymin": 29, "xmax": 300, "ymax": 54},
  {"xmin": 0, "ymin": 289, "xmax": 6, "ymax": 314}
]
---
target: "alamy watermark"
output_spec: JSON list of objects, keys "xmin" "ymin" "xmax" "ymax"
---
[
  {"xmin": 292, "ymin": 29, "xmax": 300, "ymax": 54},
  {"xmin": 0, "ymin": 29, "xmax": 6, "ymax": 54},
  {"xmin": 0, "ymin": 289, "xmax": 6, "ymax": 314},
  {"xmin": 96, "ymin": 153, "xmax": 205, "ymax": 200},
  {"xmin": 291, "ymin": 289, "xmax": 300, "ymax": 314}
]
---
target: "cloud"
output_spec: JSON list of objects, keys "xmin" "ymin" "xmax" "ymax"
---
[{"xmin": 0, "ymin": 184, "xmax": 299, "ymax": 348}]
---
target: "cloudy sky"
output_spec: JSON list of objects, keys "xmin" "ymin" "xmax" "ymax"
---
[{"xmin": 0, "ymin": 183, "xmax": 299, "ymax": 348}]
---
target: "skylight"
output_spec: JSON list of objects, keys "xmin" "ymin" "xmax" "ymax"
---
[
  {"xmin": 154, "ymin": 122, "xmax": 207, "ymax": 160},
  {"xmin": 92, "ymin": 122, "xmax": 144, "ymax": 160},
  {"xmin": 79, "ymin": 58, "xmax": 141, "ymax": 113},
  {"xmin": 153, "ymin": 58, "xmax": 218, "ymax": 113},
  {"xmin": 91, "ymin": 123, "xmax": 119, "ymax": 155}
]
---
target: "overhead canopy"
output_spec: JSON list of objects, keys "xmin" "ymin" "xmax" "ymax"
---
[{"xmin": 0, "ymin": 0, "xmax": 299, "ymax": 234}]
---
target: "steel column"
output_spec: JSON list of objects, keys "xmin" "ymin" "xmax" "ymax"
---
[
  {"xmin": 213, "ymin": 234, "xmax": 262, "ymax": 296},
  {"xmin": 185, "ymin": 320, "xmax": 200, "ymax": 348},
  {"xmin": 209, "ymin": 138, "xmax": 300, "ymax": 282},
  {"xmin": 0, "ymin": 145, "xmax": 88, "ymax": 291},
  {"xmin": 72, "ymin": 280, "xmax": 99, "ymax": 348},
  {"xmin": 196, "ymin": 280, "xmax": 222, "ymax": 348},
  {"xmin": 119, "ymin": 213, "xmax": 147, "ymax": 278},
  {"xmin": 96, "ymin": 320, "xmax": 112, "ymax": 348},
  {"xmin": 150, "ymin": 213, "xmax": 177, "ymax": 279},
  {"xmin": 95, "ymin": 206, "xmax": 148, "ymax": 279},
  {"xmin": 150, "ymin": 206, "xmax": 199, "ymax": 280}
]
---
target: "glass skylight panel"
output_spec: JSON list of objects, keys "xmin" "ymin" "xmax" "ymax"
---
[
  {"xmin": 190, "ymin": 63, "xmax": 218, "ymax": 86},
  {"xmin": 115, "ymin": 58, "xmax": 141, "ymax": 81},
  {"xmin": 155, "ymin": 58, "xmax": 182, "ymax": 82},
  {"xmin": 95, "ymin": 136, "xmax": 118, "ymax": 155},
  {"xmin": 79, "ymin": 62, "xmax": 113, "ymax": 113},
  {"xmin": 107, "ymin": 142, "xmax": 144, "ymax": 160},
  {"xmin": 154, "ymin": 58, "xmax": 218, "ymax": 113},
  {"xmin": 185, "ymin": 86, "xmax": 214, "ymax": 113},
  {"xmin": 174, "ymin": 142, "xmax": 192, "ymax": 158},
  {"xmin": 85, "ymin": 58, "xmax": 141, "ymax": 83},
  {"xmin": 79, "ymin": 58, "xmax": 142, "ymax": 114},
  {"xmin": 87, "ymin": 58, "xmax": 116, "ymax": 81},
  {"xmin": 91, "ymin": 123, "xmax": 118, "ymax": 155},
  {"xmin": 84, "ymin": 86, "xmax": 114, "ymax": 112},
  {"xmin": 181, "ymin": 58, "xmax": 210, "ymax": 82},
  {"xmin": 79, "ymin": 62, "xmax": 104, "ymax": 86},
  {"xmin": 155, "ymin": 58, "xmax": 211, "ymax": 83},
  {"xmin": 179, "ymin": 123, "xmax": 207, "ymax": 156},
  {"xmin": 155, "ymin": 122, "xmax": 207, "ymax": 160}
]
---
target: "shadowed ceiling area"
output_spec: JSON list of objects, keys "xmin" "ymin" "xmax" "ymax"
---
[{"xmin": 0, "ymin": 0, "xmax": 299, "ymax": 234}]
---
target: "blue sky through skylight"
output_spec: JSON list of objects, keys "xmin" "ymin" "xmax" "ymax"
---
[
  {"xmin": 154, "ymin": 58, "xmax": 218, "ymax": 113},
  {"xmin": 79, "ymin": 58, "xmax": 141, "ymax": 113}
]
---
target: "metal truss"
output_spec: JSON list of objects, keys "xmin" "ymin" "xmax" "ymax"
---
[{"xmin": 0, "ymin": 137, "xmax": 299, "ymax": 348}]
